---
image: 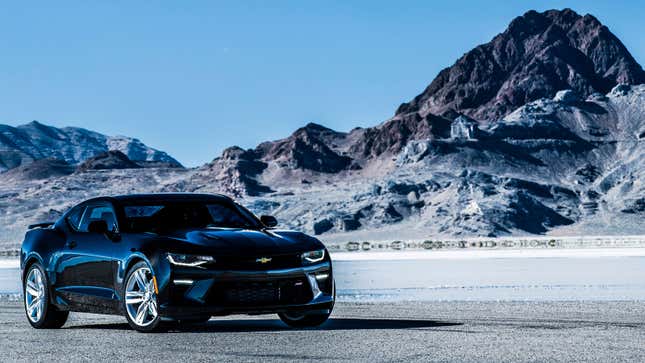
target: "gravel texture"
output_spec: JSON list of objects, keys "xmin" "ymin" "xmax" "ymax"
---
[{"xmin": 1, "ymin": 301, "xmax": 644, "ymax": 362}]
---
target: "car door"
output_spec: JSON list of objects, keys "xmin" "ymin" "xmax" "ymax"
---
[{"xmin": 55, "ymin": 201, "xmax": 121, "ymax": 311}]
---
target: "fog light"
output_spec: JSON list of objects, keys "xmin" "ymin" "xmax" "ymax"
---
[
  {"xmin": 173, "ymin": 279, "xmax": 194, "ymax": 285},
  {"xmin": 307, "ymin": 274, "xmax": 322, "ymax": 299},
  {"xmin": 315, "ymin": 273, "xmax": 329, "ymax": 281}
]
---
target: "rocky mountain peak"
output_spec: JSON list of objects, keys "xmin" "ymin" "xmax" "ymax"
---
[
  {"xmin": 395, "ymin": 8, "xmax": 645, "ymax": 121},
  {"xmin": 255, "ymin": 122, "xmax": 352, "ymax": 173}
]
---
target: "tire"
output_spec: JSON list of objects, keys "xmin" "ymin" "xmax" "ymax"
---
[
  {"xmin": 23, "ymin": 263, "xmax": 69, "ymax": 329},
  {"xmin": 123, "ymin": 261, "xmax": 162, "ymax": 332},
  {"xmin": 278, "ymin": 310, "xmax": 332, "ymax": 328}
]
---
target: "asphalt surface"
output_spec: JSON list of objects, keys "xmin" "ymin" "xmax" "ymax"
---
[{"xmin": 1, "ymin": 301, "xmax": 644, "ymax": 362}]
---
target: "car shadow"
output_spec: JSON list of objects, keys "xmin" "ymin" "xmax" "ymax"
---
[{"xmin": 65, "ymin": 318, "xmax": 462, "ymax": 332}]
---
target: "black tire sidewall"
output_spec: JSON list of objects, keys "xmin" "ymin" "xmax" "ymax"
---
[{"xmin": 278, "ymin": 310, "xmax": 332, "ymax": 328}]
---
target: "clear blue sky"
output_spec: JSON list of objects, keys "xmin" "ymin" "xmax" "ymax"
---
[{"xmin": 1, "ymin": 1, "xmax": 643, "ymax": 166}]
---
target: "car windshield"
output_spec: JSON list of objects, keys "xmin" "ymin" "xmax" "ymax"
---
[{"xmin": 121, "ymin": 202, "xmax": 261, "ymax": 233}]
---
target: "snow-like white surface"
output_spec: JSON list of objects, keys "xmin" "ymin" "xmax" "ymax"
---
[
  {"xmin": 333, "ymin": 255, "xmax": 645, "ymax": 301},
  {"xmin": 331, "ymin": 247, "xmax": 645, "ymax": 261},
  {"xmin": 2, "ymin": 254, "xmax": 645, "ymax": 301},
  {"xmin": 0, "ymin": 260, "xmax": 18, "ymax": 269}
]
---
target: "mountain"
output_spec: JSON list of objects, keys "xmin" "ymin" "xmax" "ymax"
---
[
  {"xmin": 188, "ymin": 9, "xmax": 645, "ymax": 239},
  {"xmin": 395, "ymin": 8, "xmax": 645, "ymax": 121},
  {"xmin": 0, "ymin": 120, "xmax": 182, "ymax": 171},
  {"xmin": 199, "ymin": 9, "xmax": 645, "ymax": 191},
  {"xmin": 0, "ymin": 9, "xmax": 643, "ymax": 248}
]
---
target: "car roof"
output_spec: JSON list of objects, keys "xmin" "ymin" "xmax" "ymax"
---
[{"xmin": 85, "ymin": 193, "xmax": 234, "ymax": 205}]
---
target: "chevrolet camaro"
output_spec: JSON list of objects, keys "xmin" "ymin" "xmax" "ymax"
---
[{"xmin": 20, "ymin": 193, "xmax": 334, "ymax": 332}]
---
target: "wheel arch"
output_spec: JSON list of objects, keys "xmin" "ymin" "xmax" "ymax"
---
[
  {"xmin": 122, "ymin": 253, "xmax": 154, "ymax": 275},
  {"xmin": 118, "ymin": 253, "xmax": 157, "ymax": 295},
  {"xmin": 22, "ymin": 253, "xmax": 45, "ymax": 282}
]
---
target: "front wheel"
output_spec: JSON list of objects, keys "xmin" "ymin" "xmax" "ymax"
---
[
  {"xmin": 123, "ymin": 261, "xmax": 162, "ymax": 332},
  {"xmin": 23, "ymin": 263, "xmax": 69, "ymax": 329},
  {"xmin": 278, "ymin": 310, "xmax": 331, "ymax": 328}
]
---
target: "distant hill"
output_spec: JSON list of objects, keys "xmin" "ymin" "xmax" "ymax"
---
[{"xmin": 0, "ymin": 120, "xmax": 181, "ymax": 171}]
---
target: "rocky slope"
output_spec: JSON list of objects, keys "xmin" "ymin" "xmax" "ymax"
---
[
  {"xmin": 241, "ymin": 84, "xmax": 645, "ymax": 240},
  {"xmin": 0, "ymin": 120, "xmax": 181, "ymax": 171}
]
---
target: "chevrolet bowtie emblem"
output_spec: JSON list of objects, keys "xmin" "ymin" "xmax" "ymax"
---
[{"xmin": 256, "ymin": 257, "xmax": 272, "ymax": 264}]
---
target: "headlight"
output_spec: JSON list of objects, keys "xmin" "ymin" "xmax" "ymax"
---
[
  {"xmin": 301, "ymin": 249, "xmax": 325, "ymax": 264},
  {"xmin": 167, "ymin": 253, "xmax": 215, "ymax": 267}
]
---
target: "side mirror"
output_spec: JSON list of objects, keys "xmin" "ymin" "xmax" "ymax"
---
[
  {"xmin": 260, "ymin": 215, "xmax": 278, "ymax": 228},
  {"xmin": 88, "ymin": 220, "xmax": 108, "ymax": 234}
]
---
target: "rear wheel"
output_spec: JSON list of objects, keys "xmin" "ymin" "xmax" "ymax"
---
[
  {"xmin": 123, "ymin": 261, "xmax": 162, "ymax": 332},
  {"xmin": 278, "ymin": 310, "xmax": 331, "ymax": 328},
  {"xmin": 23, "ymin": 263, "xmax": 68, "ymax": 329}
]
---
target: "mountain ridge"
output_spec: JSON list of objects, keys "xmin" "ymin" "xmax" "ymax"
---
[{"xmin": 0, "ymin": 120, "xmax": 182, "ymax": 171}]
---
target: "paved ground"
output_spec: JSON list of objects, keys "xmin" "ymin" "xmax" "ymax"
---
[{"xmin": 1, "ymin": 301, "xmax": 644, "ymax": 362}]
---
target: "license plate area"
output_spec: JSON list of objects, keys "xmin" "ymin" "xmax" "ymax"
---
[{"xmin": 210, "ymin": 278, "xmax": 312, "ymax": 306}]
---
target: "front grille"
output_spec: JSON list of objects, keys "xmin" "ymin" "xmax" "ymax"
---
[
  {"xmin": 215, "ymin": 254, "xmax": 302, "ymax": 270},
  {"xmin": 210, "ymin": 278, "xmax": 312, "ymax": 306}
]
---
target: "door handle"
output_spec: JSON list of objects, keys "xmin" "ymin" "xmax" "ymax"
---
[{"xmin": 66, "ymin": 240, "xmax": 77, "ymax": 249}]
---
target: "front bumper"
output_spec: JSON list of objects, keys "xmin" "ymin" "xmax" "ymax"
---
[{"xmin": 158, "ymin": 261, "xmax": 334, "ymax": 319}]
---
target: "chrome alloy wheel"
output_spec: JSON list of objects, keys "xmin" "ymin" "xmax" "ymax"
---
[
  {"xmin": 25, "ymin": 268, "xmax": 46, "ymax": 323},
  {"xmin": 125, "ymin": 267, "xmax": 158, "ymax": 327}
]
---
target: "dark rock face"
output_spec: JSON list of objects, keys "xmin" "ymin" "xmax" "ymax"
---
[
  {"xmin": 76, "ymin": 150, "xmax": 141, "ymax": 172},
  {"xmin": 395, "ymin": 9, "xmax": 645, "ymax": 121},
  {"xmin": 622, "ymin": 198, "xmax": 645, "ymax": 214},
  {"xmin": 313, "ymin": 219, "xmax": 334, "ymax": 235},
  {"xmin": 256, "ymin": 123, "xmax": 352, "ymax": 173},
  {"xmin": 349, "ymin": 114, "xmax": 452, "ymax": 158},
  {"xmin": 506, "ymin": 192, "xmax": 575, "ymax": 234},
  {"xmin": 195, "ymin": 146, "xmax": 273, "ymax": 197}
]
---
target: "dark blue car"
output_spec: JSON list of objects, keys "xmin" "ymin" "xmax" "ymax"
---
[{"xmin": 20, "ymin": 193, "xmax": 334, "ymax": 332}]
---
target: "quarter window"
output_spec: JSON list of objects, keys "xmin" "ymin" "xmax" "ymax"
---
[{"xmin": 65, "ymin": 205, "xmax": 85, "ymax": 231}]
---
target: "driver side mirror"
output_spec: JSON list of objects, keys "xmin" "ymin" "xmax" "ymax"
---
[{"xmin": 260, "ymin": 215, "xmax": 278, "ymax": 228}]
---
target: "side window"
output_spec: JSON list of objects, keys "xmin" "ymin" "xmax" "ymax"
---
[
  {"xmin": 78, "ymin": 204, "xmax": 119, "ymax": 233},
  {"xmin": 65, "ymin": 205, "xmax": 85, "ymax": 231}
]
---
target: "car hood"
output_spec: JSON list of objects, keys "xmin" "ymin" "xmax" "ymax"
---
[{"xmin": 152, "ymin": 227, "xmax": 324, "ymax": 256}]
